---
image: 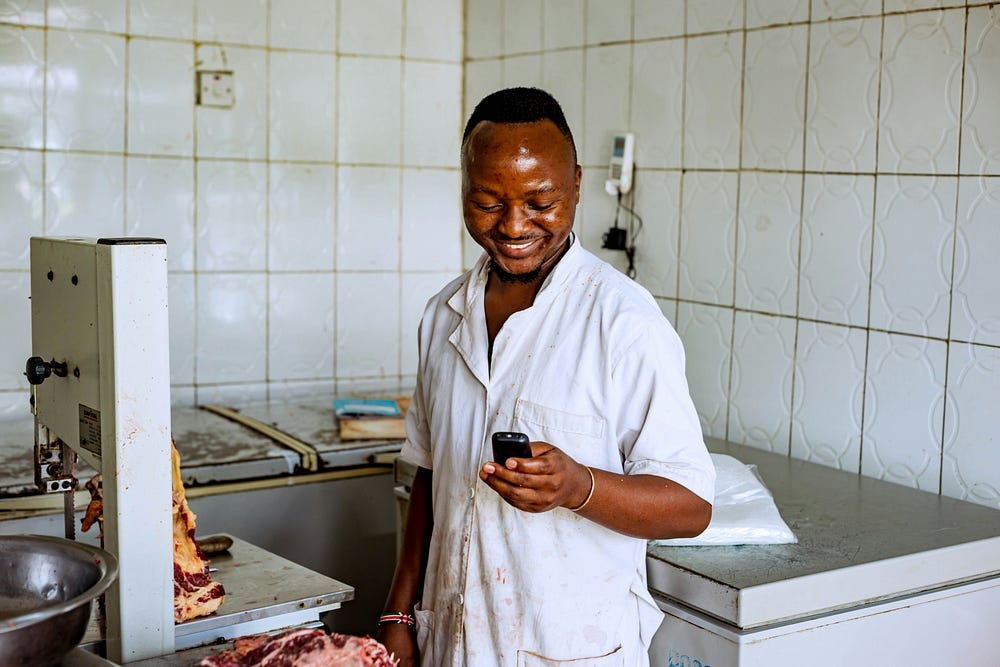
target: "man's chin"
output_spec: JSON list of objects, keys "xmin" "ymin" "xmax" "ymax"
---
[{"xmin": 492, "ymin": 261, "xmax": 542, "ymax": 284}]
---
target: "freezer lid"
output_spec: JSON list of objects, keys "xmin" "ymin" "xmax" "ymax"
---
[{"xmin": 646, "ymin": 438, "xmax": 1000, "ymax": 629}]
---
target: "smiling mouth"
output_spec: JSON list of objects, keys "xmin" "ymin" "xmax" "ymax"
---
[{"xmin": 495, "ymin": 237, "xmax": 543, "ymax": 256}]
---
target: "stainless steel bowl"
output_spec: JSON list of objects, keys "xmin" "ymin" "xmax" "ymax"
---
[{"xmin": 0, "ymin": 534, "xmax": 118, "ymax": 667}]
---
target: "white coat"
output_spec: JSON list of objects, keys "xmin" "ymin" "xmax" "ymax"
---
[{"xmin": 400, "ymin": 238, "xmax": 715, "ymax": 666}]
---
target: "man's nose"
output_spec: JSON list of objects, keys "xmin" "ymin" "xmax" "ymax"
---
[{"xmin": 497, "ymin": 204, "xmax": 531, "ymax": 237}]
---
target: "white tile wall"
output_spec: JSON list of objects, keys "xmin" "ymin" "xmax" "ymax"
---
[
  {"xmin": 338, "ymin": 57, "xmax": 401, "ymax": 165},
  {"xmin": 463, "ymin": 0, "xmax": 1000, "ymax": 507},
  {"xmin": 195, "ymin": 45, "xmax": 268, "ymax": 160},
  {"xmin": 196, "ymin": 272, "xmax": 268, "ymax": 384},
  {"xmin": 128, "ymin": 39, "xmax": 193, "ymax": 157},
  {"xmin": 269, "ymin": 273, "xmax": 335, "ymax": 381},
  {"xmin": 197, "ymin": 0, "xmax": 267, "ymax": 47},
  {"xmin": 45, "ymin": 152, "xmax": 125, "ymax": 237},
  {"xmin": 0, "ymin": 150, "xmax": 43, "ymax": 269},
  {"xmin": 130, "ymin": 0, "xmax": 194, "ymax": 40},
  {"xmin": 400, "ymin": 168, "xmax": 462, "ymax": 272},
  {"xmin": 403, "ymin": 62, "xmax": 463, "ymax": 167},
  {"xmin": 336, "ymin": 272, "xmax": 400, "ymax": 378},
  {"xmin": 406, "ymin": 0, "xmax": 462, "ymax": 62},
  {"xmin": 0, "ymin": 25, "xmax": 45, "ymax": 149},
  {"xmin": 268, "ymin": 163, "xmax": 336, "ymax": 272},
  {"xmin": 126, "ymin": 157, "xmax": 195, "ymax": 271},
  {"xmin": 0, "ymin": 0, "xmax": 46, "ymax": 27},
  {"xmin": 337, "ymin": 166, "xmax": 401, "ymax": 271},
  {"xmin": 196, "ymin": 160, "xmax": 268, "ymax": 272},
  {"xmin": 270, "ymin": 0, "xmax": 336, "ymax": 52},
  {"xmin": 48, "ymin": 0, "xmax": 125, "ymax": 33},
  {"xmin": 270, "ymin": 52, "xmax": 336, "ymax": 162}
]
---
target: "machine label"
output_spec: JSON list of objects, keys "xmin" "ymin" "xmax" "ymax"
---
[
  {"xmin": 79, "ymin": 404, "xmax": 101, "ymax": 457},
  {"xmin": 667, "ymin": 649, "xmax": 712, "ymax": 667}
]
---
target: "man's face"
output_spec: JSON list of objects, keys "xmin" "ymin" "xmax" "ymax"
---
[{"xmin": 462, "ymin": 120, "xmax": 581, "ymax": 282}]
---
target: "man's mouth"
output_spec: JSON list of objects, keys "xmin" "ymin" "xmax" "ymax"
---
[{"xmin": 495, "ymin": 237, "xmax": 543, "ymax": 257}]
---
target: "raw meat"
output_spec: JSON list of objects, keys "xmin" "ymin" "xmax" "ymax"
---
[{"xmin": 198, "ymin": 628, "xmax": 397, "ymax": 667}]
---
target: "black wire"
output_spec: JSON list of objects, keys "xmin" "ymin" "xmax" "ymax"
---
[{"xmin": 614, "ymin": 192, "xmax": 644, "ymax": 279}]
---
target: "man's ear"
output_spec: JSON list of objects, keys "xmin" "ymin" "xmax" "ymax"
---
[{"xmin": 574, "ymin": 165, "xmax": 582, "ymax": 203}]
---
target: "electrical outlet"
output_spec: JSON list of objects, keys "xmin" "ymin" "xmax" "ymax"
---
[{"xmin": 197, "ymin": 70, "xmax": 235, "ymax": 108}]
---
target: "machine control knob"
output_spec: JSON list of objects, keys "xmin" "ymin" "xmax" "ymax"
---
[{"xmin": 24, "ymin": 357, "xmax": 68, "ymax": 385}]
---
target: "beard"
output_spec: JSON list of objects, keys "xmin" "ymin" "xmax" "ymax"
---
[{"xmin": 491, "ymin": 261, "xmax": 543, "ymax": 284}]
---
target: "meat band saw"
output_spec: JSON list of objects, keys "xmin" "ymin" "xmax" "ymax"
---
[{"xmin": 24, "ymin": 237, "xmax": 353, "ymax": 665}]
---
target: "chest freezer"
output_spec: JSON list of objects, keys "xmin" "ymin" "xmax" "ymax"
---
[{"xmin": 646, "ymin": 438, "xmax": 1000, "ymax": 666}]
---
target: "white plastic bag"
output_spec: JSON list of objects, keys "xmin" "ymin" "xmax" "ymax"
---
[{"xmin": 651, "ymin": 453, "xmax": 797, "ymax": 546}]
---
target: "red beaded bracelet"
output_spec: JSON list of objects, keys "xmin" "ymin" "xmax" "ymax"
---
[{"xmin": 377, "ymin": 611, "xmax": 415, "ymax": 628}]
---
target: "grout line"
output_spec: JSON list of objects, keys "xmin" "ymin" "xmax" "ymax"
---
[
  {"xmin": 40, "ymin": 0, "xmax": 48, "ymax": 235},
  {"xmin": 264, "ymin": 0, "xmax": 272, "ymax": 403},
  {"xmin": 191, "ymin": 1, "xmax": 200, "ymax": 405}
]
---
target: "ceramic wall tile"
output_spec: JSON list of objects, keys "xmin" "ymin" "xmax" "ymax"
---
[
  {"xmin": 195, "ymin": 160, "xmax": 267, "ymax": 271},
  {"xmin": 586, "ymin": 0, "xmax": 631, "ymax": 45},
  {"xmin": 746, "ymin": 0, "xmax": 808, "ymax": 29},
  {"xmin": 268, "ymin": 379, "xmax": 335, "ymax": 402},
  {"xmin": 951, "ymin": 177, "xmax": 1000, "ymax": 346},
  {"xmin": 870, "ymin": 176, "xmax": 956, "ymax": 338},
  {"xmin": 791, "ymin": 322, "xmax": 865, "ymax": 471},
  {"xmin": 577, "ymin": 167, "xmax": 629, "ymax": 275},
  {"xmin": 195, "ymin": 45, "xmax": 267, "ymax": 160},
  {"xmin": 126, "ymin": 157, "xmax": 195, "ymax": 271},
  {"xmin": 805, "ymin": 17, "xmax": 880, "ymax": 173},
  {"xmin": 884, "ymin": 0, "xmax": 953, "ymax": 11},
  {"xmin": 633, "ymin": 0, "xmax": 684, "ymax": 40},
  {"xmin": 684, "ymin": 33, "xmax": 742, "ymax": 169},
  {"xmin": 45, "ymin": 152, "xmax": 124, "ymax": 238},
  {"xmin": 268, "ymin": 163, "xmax": 336, "ymax": 272},
  {"xmin": 129, "ymin": 0, "xmax": 195, "ymax": 40},
  {"xmin": 0, "ymin": 273, "xmax": 29, "ymax": 390},
  {"xmin": 337, "ymin": 166, "xmax": 400, "ymax": 271},
  {"xmin": 799, "ymin": 174, "xmax": 873, "ymax": 327},
  {"xmin": 336, "ymin": 272, "xmax": 400, "ymax": 378},
  {"xmin": 341, "ymin": 0, "xmax": 402, "ymax": 56},
  {"xmin": 962, "ymin": 7, "xmax": 1000, "ymax": 175},
  {"xmin": 878, "ymin": 10, "xmax": 963, "ymax": 174},
  {"xmin": 47, "ymin": 0, "xmax": 125, "ymax": 32},
  {"xmin": 583, "ymin": 44, "xmax": 630, "ymax": 167},
  {"xmin": 401, "ymin": 168, "xmax": 462, "ymax": 272},
  {"xmin": 197, "ymin": 0, "xmax": 267, "ymax": 46},
  {"xmin": 0, "ymin": 391, "xmax": 31, "ymax": 419},
  {"xmin": 678, "ymin": 170, "xmax": 737, "ymax": 305},
  {"xmin": 338, "ymin": 57, "xmax": 401, "ymax": 165},
  {"xmin": 270, "ymin": 0, "xmax": 336, "ymax": 52},
  {"xmin": 543, "ymin": 0, "xmax": 586, "ymax": 50},
  {"xmin": 0, "ymin": 150, "xmax": 42, "ymax": 270},
  {"xmin": 743, "ymin": 26, "xmax": 807, "ymax": 170},
  {"xmin": 128, "ymin": 38, "xmax": 193, "ymax": 156},
  {"xmin": 46, "ymin": 31, "xmax": 125, "ymax": 152},
  {"xmin": 269, "ymin": 273, "xmax": 335, "ymax": 381},
  {"xmin": 505, "ymin": 0, "xmax": 543, "ymax": 54},
  {"xmin": 0, "ymin": 0, "xmax": 45, "ymax": 26},
  {"xmin": 657, "ymin": 297, "xmax": 679, "ymax": 327},
  {"xmin": 196, "ymin": 272, "xmax": 267, "ymax": 384},
  {"xmin": 735, "ymin": 171, "xmax": 801, "ymax": 315},
  {"xmin": 862, "ymin": 331, "xmax": 945, "ymax": 492},
  {"xmin": 631, "ymin": 39, "xmax": 684, "ymax": 169},
  {"xmin": 631, "ymin": 170, "xmax": 681, "ymax": 298},
  {"xmin": 942, "ymin": 342, "xmax": 1000, "ymax": 509},
  {"xmin": 542, "ymin": 49, "xmax": 584, "ymax": 147},
  {"xmin": 463, "ymin": 234, "xmax": 483, "ymax": 273},
  {"xmin": 466, "ymin": 0, "xmax": 503, "ymax": 58},
  {"xmin": 687, "ymin": 0, "xmax": 743, "ymax": 34},
  {"xmin": 0, "ymin": 26, "xmax": 44, "ymax": 149},
  {"xmin": 403, "ymin": 62, "xmax": 462, "ymax": 168},
  {"xmin": 811, "ymin": 0, "xmax": 882, "ymax": 20},
  {"xmin": 728, "ymin": 312, "xmax": 796, "ymax": 453},
  {"xmin": 168, "ymin": 273, "xmax": 195, "ymax": 385},
  {"xmin": 464, "ymin": 59, "xmax": 503, "ymax": 121},
  {"xmin": 675, "ymin": 302, "xmax": 733, "ymax": 439},
  {"xmin": 270, "ymin": 51, "xmax": 336, "ymax": 162},
  {"xmin": 503, "ymin": 54, "xmax": 543, "ymax": 89},
  {"xmin": 406, "ymin": 0, "xmax": 463, "ymax": 61},
  {"xmin": 400, "ymin": 271, "xmax": 456, "ymax": 375},
  {"xmin": 196, "ymin": 382, "xmax": 270, "ymax": 406}
]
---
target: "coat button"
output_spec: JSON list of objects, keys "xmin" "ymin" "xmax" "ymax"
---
[
  {"xmin": 467, "ymin": 486, "xmax": 475, "ymax": 499},
  {"xmin": 457, "ymin": 593, "xmax": 464, "ymax": 605}
]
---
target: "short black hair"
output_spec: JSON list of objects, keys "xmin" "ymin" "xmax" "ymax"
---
[{"xmin": 462, "ymin": 87, "xmax": 577, "ymax": 161}]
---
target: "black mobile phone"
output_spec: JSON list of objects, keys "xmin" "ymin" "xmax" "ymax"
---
[{"xmin": 491, "ymin": 431, "xmax": 532, "ymax": 464}]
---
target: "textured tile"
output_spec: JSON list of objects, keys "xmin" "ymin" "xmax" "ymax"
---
[
  {"xmin": 504, "ymin": 0, "xmax": 543, "ymax": 54},
  {"xmin": 45, "ymin": 152, "xmax": 124, "ymax": 238},
  {"xmin": 942, "ymin": 342, "xmax": 1000, "ymax": 509},
  {"xmin": 268, "ymin": 163, "xmax": 336, "ymax": 272},
  {"xmin": 675, "ymin": 302, "xmax": 733, "ymax": 439},
  {"xmin": 805, "ymin": 17, "xmax": 880, "ymax": 173},
  {"xmin": 403, "ymin": 62, "xmax": 463, "ymax": 168},
  {"xmin": 811, "ymin": 0, "xmax": 881, "ymax": 20},
  {"xmin": 195, "ymin": 45, "xmax": 267, "ymax": 160},
  {"xmin": 687, "ymin": 0, "xmax": 743, "ymax": 33},
  {"xmin": 197, "ymin": 0, "xmax": 267, "ymax": 46},
  {"xmin": 405, "ymin": 0, "xmax": 462, "ymax": 61},
  {"xmin": 341, "ymin": 0, "xmax": 402, "ymax": 56},
  {"xmin": 130, "ymin": 0, "xmax": 194, "ymax": 40},
  {"xmin": 197, "ymin": 382, "xmax": 271, "ymax": 406},
  {"xmin": 870, "ymin": 176, "xmax": 956, "ymax": 338},
  {"xmin": 961, "ymin": 7, "xmax": 1000, "ymax": 176},
  {"xmin": 464, "ymin": 59, "xmax": 503, "ymax": 122},
  {"xmin": 586, "ymin": 0, "xmax": 631, "ymax": 45},
  {"xmin": 195, "ymin": 160, "xmax": 267, "ymax": 271},
  {"xmin": 0, "ymin": 273, "xmax": 29, "ymax": 390},
  {"xmin": 196, "ymin": 273, "xmax": 267, "ymax": 384},
  {"xmin": 46, "ymin": 31, "xmax": 126, "ymax": 152},
  {"xmin": 541, "ymin": 49, "xmax": 584, "ymax": 150},
  {"xmin": 799, "ymin": 174, "xmax": 873, "ymax": 327},
  {"xmin": 576, "ymin": 167, "xmax": 629, "ymax": 275},
  {"xmin": 400, "ymin": 272, "xmax": 456, "ymax": 375},
  {"xmin": 128, "ymin": 38, "xmax": 193, "ymax": 156},
  {"xmin": 678, "ymin": 170, "xmax": 737, "ymax": 305},
  {"xmin": 684, "ymin": 32, "xmax": 742, "ymax": 169},
  {"xmin": 336, "ymin": 166, "xmax": 400, "ymax": 271},
  {"xmin": 583, "ymin": 44, "xmax": 630, "ymax": 167},
  {"xmin": 126, "ymin": 157, "xmax": 195, "ymax": 271},
  {"xmin": 631, "ymin": 170, "xmax": 680, "ymax": 298},
  {"xmin": 630, "ymin": 39, "xmax": 684, "ymax": 169},
  {"xmin": 951, "ymin": 177, "xmax": 1000, "ymax": 346},
  {"xmin": 746, "ymin": 0, "xmax": 808, "ymax": 29},
  {"xmin": 543, "ymin": 0, "xmax": 586, "ymax": 49},
  {"xmin": 728, "ymin": 312, "xmax": 796, "ymax": 453},
  {"xmin": 878, "ymin": 10, "xmax": 963, "ymax": 174},
  {"xmin": 336, "ymin": 272, "xmax": 400, "ymax": 378},
  {"xmin": 168, "ymin": 273, "xmax": 195, "ymax": 385},
  {"xmin": 338, "ymin": 57, "xmax": 401, "ymax": 164},
  {"xmin": 270, "ymin": 51, "xmax": 336, "ymax": 162},
  {"xmin": 401, "ymin": 168, "xmax": 462, "ymax": 272},
  {"xmin": 862, "ymin": 332, "xmax": 945, "ymax": 492},
  {"xmin": 466, "ymin": 0, "xmax": 503, "ymax": 58},
  {"xmin": 735, "ymin": 171, "xmax": 801, "ymax": 316},
  {"xmin": 0, "ymin": 25, "xmax": 44, "ymax": 149},
  {"xmin": 791, "ymin": 322, "xmax": 865, "ymax": 472},
  {"xmin": 503, "ymin": 54, "xmax": 543, "ymax": 89},
  {"xmin": 633, "ymin": 0, "xmax": 684, "ymax": 41},
  {"xmin": 0, "ymin": 0, "xmax": 46, "ymax": 26},
  {"xmin": 47, "ymin": 0, "xmax": 125, "ymax": 32},
  {"xmin": 0, "ymin": 150, "xmax": 43, "ymax": 270},
  {"xmin": 270, "ymin": 0, "xmax": 336, "ymax": 51},
  {"xmin": 269, "ymin": 273, "xmax": 335, "ymax": 381}
]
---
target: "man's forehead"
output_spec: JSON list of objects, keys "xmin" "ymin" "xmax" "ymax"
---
[{"xmin": 462, "ymin": 119, "xmax": 574, "ymax": 164}]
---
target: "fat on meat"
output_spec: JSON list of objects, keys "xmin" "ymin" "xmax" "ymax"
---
[{"xmin": 198, "ymin": 628, "xmax": 397, "ymax": 667}]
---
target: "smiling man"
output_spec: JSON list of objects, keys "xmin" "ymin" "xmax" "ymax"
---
[{"xmin": 377, "ymin": 88, "xmax": 716, "ymax": 666}]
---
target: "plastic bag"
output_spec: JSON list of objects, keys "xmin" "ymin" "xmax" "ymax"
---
[{"xmin": 651, "ymin": 453, "xmax": 797, "ymax": 546}]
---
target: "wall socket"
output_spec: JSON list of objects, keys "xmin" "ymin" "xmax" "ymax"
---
[{"xmin": 197, "ymin": 70, "xmax": 235, "ymax": 108}]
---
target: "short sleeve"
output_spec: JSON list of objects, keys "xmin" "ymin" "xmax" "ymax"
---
[
  {"xmin": 614, "ymin": 318, "xmax": 716, "ymax": 504},
  {"xmin": 400, "ymin": 308, "xmax": 433, "ymax": 470}
]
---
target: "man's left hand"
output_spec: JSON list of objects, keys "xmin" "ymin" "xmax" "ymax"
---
[{"xmin": 479, "ymin": 441, "xmax": 591, "ymax": 513}]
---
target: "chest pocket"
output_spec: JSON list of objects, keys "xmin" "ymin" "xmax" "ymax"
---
[
  {"xmin": 512, "ymin": 398, "xmax": 605, "ymax": 441},
  {"xmin": 517, "ymin": 645, "xmax": 623, "ymax": 666}
]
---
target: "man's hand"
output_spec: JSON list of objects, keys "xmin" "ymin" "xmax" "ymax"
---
[
  {"xmin": 375, "ymin": 623, "xmax": 418, "ymax": 667},
  {"xmin": 479, "ymin": 441, "xmax": 592, "ymax": 512}
]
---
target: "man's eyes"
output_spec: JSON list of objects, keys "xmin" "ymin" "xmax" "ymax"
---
[{"xmin": 473, "ymin": 202, "xmax": 502, "ymax": 212}]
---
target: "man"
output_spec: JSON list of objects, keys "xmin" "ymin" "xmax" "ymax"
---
[{"xmin": 377, "ymin": 87, "xmax": 715, "ymax": 666}]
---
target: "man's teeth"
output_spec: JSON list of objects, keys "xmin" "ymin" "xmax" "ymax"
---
[{"xmin": 501, "ymin": 240, "xmax": 534, "ymax": 248}]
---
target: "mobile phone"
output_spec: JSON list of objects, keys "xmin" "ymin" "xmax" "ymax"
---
[{"xmin": 491, "ymin": 432, "xmax": 532, "ymax": 464}]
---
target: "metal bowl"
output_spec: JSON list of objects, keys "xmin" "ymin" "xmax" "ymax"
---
[{"xmin": 0, "ymin": 534, "xmax": 118, "ymax": 667}]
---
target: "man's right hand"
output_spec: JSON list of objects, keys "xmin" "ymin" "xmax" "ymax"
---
[{"xmin": 376, "ymin": 623, "xmax": 418, "ymax": 666}]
